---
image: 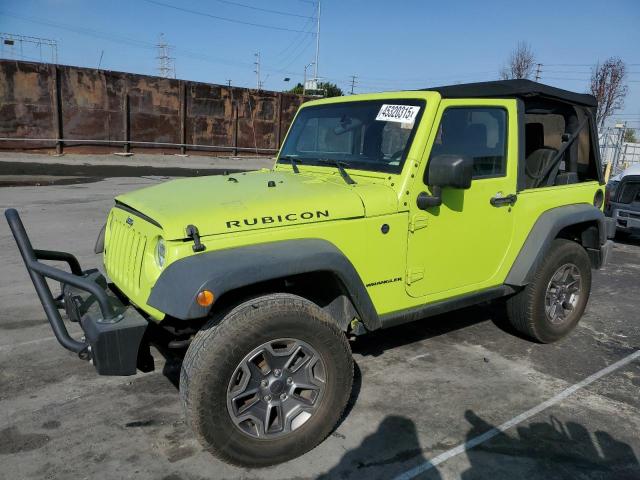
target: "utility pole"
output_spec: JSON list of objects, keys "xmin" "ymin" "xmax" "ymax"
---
[
  {"xmin": 313, "ymin": 0, "xmax": 321, "ymax": 84},
  {"xmin": 254, "ymin": 52, "xmax": 262, "ymax": 90},
  {"xmin": 535, "ymin": 63, "xmax": 542, "ymax": 82},
  {"xmin": 303, "ymin": 62, "xmax": 315, "ymax": 96},
  {"xmin": 226, "ymin": 79, "xmax": 232, "ymax": 87},
  {"xmin": 156, "ymin": 33, "xmax": 175, "ymax": 78},
  {"xmin": 349, "ymin": 74, "xmax": 357, "ymax": 95}
]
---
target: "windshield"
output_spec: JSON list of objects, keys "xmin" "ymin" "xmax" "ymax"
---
[{"xmin": 278, "ymin": 99, "xmax": 425, "ymax": 174}]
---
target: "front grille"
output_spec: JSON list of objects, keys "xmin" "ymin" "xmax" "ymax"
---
[{"xmin": 106, "ymin": 216, "xmax": 147, "ymax": 295}]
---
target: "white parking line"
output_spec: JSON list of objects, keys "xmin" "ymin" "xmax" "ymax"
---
[
  {"xmin": 393, "ymin": 349, "xmax": 640, "ymax": 480},
  {"xmin": 0, "ymin": 336, "xmax": 55, "ymax": 353}
]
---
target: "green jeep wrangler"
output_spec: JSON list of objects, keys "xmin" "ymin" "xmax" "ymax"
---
[{"xmin": 6, "ymin": 79, "xmax": 615, "ymax": 467}]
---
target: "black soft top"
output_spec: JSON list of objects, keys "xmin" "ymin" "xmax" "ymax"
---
[{"xmin": 424, "ymin": 79, "xmax": 597, "ymax": 108}]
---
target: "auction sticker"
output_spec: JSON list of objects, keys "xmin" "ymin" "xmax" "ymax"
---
[{"xmin": 376, "ymin": 104, "xmax": 420, "ymax": 123}]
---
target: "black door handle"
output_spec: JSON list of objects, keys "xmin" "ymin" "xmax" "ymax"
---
[{"xmin": 490, "ymin": 193, "xmax": 517, "ymax": 207}]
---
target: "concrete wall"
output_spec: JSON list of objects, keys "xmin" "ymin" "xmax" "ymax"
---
[{"xmin": 0, "ymin": 60, "xmax": 307, "ymax": 155}]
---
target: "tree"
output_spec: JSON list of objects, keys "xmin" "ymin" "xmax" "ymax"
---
[
  {"xmin": 624, "ymin": 128, "xmax": 637, "ymax": 143},
  {"xmin": 500, "ymin": 42, "xmax": 536, "ymax": 80},
  {"xmin": 590, "ymin": 57, "xmax": 628, "ymax": 129},
  {"xmin": 288, "ymin": 81, "xmax": 343, "ymax": 97}
]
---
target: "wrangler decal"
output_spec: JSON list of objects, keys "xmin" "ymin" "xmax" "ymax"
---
[
  {"xmin": 226, "ymin": 210, "xmax": 330, "ymax": 229},
  {"xmin": 366, "ymin": 277, "xmax": 402, "ymax": 287}
]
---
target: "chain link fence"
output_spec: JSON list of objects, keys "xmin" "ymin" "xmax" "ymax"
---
[{"xmin": 600, "ymin": 126, "xmax": 640, "ymax": 178}]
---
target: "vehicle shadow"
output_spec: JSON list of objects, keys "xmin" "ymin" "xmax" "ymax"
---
[
  {"xmin": 318, "ymin": 410, "xmax": 640, "ymax": 479},
  {"xmin": 613, "ymin": 233, "xmax": 640, "ymax": 247},
  {"xmin": 351, "ymin": 305, "xmax": 496, "ymax": 357},
  {"xmin": 317, "ymin": 414, "xmax": 443, "ymax": 480},
  {"xmin": 460, "ymin": 409, "xmax": 640, "ymax": 479}
]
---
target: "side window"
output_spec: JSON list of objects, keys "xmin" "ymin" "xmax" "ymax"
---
[{"xmin": 430, "ymin": 107, "xmax": 508, "ymax": 179}]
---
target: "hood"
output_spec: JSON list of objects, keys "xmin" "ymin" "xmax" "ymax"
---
[{"xmin": 116, "ymin": 170, "xmax": 389, "ymax": 239}]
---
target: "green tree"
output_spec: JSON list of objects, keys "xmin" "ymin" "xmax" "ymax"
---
[
  {"xmin": 288, "ymin": 81, "xmax": 343, "ymax": 97},
  {"xmin": 624, "ymin": 128, "xmax": 637, "ymax": 143}
]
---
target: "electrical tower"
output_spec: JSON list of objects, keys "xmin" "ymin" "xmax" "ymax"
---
[
  {"xmin": 254, "ymin": 52, "xmax": 262, "ymax": 90},
  {"xmin": 0, "ymin": 32, "xmax": 58, "ymax": 63},
  {"xmin": 156, "ymin": 33, "xmax": 176, "ymax": 78},
  {"xmin": 349, "ymin": 74, "xmax": 358, "ymax": 95},
  {"xmin": 535, "ymin": 63, "xmax": 542, "ymax": 82}
]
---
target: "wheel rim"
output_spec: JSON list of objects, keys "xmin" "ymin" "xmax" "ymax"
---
[
  {"xmin": 226, "ymin": 338, "xmax": 326, "ymax": 439},
  {"xmin": 545, "ymin": 263, "xmax": 582, "ymax": 325}
]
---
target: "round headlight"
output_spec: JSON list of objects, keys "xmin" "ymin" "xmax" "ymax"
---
[{"xmin": 155, "ymin": 238, "xmax": 166, "ymax": 268}]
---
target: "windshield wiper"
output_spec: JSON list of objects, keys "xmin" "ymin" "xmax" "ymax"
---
[
  {"xmin": 317, "ymin": 159, "xmax": 356, "ymax": 185},
  {"xmin": 278, "ymin": 155, "xmax": 301, "ymax": 174}
]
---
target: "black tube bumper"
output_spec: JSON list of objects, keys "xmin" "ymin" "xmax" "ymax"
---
[{"xmin": 5, "ymin": 208, "xmax": 148, "ymax": 376}]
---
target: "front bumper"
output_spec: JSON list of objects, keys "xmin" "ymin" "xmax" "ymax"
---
[
  {"xmin": 612, "ymin": 207, "xmax": 640, "ymax": 233},
  {"xmin": 5, "ymin": 208, "xmax": 149, "ymax": 376}
]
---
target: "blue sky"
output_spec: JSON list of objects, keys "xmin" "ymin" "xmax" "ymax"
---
[{"xmin": 1, "ymin": 0, "xmax": 639, "ymax": 125}]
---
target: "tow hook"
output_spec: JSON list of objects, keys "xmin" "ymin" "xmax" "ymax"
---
[{"xmin": 186, "ymin": 224, "xmax": 206, "ymax": 253}]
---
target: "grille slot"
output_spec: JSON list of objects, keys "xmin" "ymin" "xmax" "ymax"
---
[{"xmin": 107, "ymin": 217, "xmax": 147, "ymax": 294}]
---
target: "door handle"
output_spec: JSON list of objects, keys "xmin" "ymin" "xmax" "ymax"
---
[{"xmin": 490, "ymin": 193, "xmax": 517, "ymax": 207}]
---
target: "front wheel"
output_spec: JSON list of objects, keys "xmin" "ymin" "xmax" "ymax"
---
[
  {"xmin": 180, "ymin": 293, "xmax": 353, "ymax": 467},
  {"xmin": 506, "ymin": 239, "xmax": 592, "ymax": 343}
]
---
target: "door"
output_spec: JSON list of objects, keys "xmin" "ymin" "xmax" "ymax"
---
[{"xmin": 406, "ymin": 99, "xmax": 518, "ymax": 298}]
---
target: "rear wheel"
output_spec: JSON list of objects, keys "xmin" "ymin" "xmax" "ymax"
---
[
  {"xmin": 506, "ymin": 239, "xmax": 591, "ymax": 343},
  {"xmin": 180, "ymin": 293, "xmax": 353, "ymax": 467}
]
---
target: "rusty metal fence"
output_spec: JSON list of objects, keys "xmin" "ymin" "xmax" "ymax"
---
[{"xmin": 0, "ymin": 60, "xmax": 308, "ymax": 155}]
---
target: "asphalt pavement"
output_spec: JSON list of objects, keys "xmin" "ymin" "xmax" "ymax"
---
[{"xmin": 0, "ymin": 169, "xmax": 638, "ymax": 480}]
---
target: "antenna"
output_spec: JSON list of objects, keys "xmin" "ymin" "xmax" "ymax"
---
[{"xmin": 156, "ymin": 33, "xmax": 176, "ymax": 78}]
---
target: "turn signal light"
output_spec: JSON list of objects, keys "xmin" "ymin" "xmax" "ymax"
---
[{"xmin": 196, "ymin": 290, "xmax": 215, "ymax": 307}]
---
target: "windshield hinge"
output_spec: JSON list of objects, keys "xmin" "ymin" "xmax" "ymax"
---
[
  {"xmin": 186, "ymin": 225, "xmax": 206, "ymax": 253},
  {"xmin": 409, "ymin": 214, "xmax": 428, "ymax": 233}
]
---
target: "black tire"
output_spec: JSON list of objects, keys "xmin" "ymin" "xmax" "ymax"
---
[
  {"xmin": 180, "ymin": 293, "xmax": 353, "ymax": 467},
  {"xmin": 506, "ymin": 239, "xmax": 592, "ymax": 343}
]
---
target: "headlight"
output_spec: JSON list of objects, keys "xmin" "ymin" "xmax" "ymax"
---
[{"xmin": 155, "ymin": 238, "xmax": 166, "ymax": 268}]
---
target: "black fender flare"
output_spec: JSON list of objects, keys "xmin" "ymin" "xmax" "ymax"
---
[
  {"xmin": 505, "ymin": 203, "xmax": 612, "ymax": 287},
  {"xmin": 147, "ymin": 238, "xmax": 380, "ymax": 329}
]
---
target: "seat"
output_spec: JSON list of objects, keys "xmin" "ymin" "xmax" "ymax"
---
[{"xmin": 524, "ymin": 123, "xmax": 558, "ymax": 188}]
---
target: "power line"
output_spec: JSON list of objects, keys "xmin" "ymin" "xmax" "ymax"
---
[
  {"xmin": 208, "ymin": 0, "xmax": 314, "ymax": 19},
  {"xmin": 271, "ymin": 34, "xmax": 315, "ymax": 74},
  {"xmin": 141, "ymin": 0, "xmax": 310, "ymax": 33},
  {"xmin": 273, "ymin": 15, "xmax": 315, "ymax": 62}
]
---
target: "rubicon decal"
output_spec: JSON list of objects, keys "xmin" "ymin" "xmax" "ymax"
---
[{"xmin": 226, "ymin": 210, "xmax": 330, "ymax": 229}]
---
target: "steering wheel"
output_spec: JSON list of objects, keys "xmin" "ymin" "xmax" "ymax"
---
[{"xmin": 389, "ymin": 150, "xmax": 404, "ymax": 161}]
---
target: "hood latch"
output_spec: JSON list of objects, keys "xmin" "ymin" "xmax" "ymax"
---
[{"xmin": 186, "ymin": 224, "xmax": 206, "ymax": 253}]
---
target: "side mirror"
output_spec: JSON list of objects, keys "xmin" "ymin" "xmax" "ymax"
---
[
  {"xmin": 417, "ymin": 155, "xmax": 473, "ymax": 209},
  {"xmin": 427, "ymin": 154, "xmax": 473, "ymax": 189}
]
